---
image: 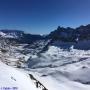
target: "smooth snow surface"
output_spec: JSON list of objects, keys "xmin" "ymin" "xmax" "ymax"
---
[{"xmin": 0, "ymin": 61, "xmax": 38, "ymax": 90}]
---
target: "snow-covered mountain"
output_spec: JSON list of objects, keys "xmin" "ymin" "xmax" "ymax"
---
[
  {"xmin": 26, "ymin": 45, "xmax": 90, "ymax": 90},
  {"xmin": 0, "ymin": 61, "xmax": 39, "ymax": 90},
  {"xmin": 0, "ymin": 30, "xmax": 24, "ymax": 38},
  {"xmin": 1, "ymin": 24, "xmax": 90, "ymax": 90},
  {"xmin": 0, "ymin": 30, "xmax": 44, "ymax": 44}
]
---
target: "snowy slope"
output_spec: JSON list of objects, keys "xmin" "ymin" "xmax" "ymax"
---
[
  {"xmin": 25, "ymin": 66, "xmax": 90, "ymax": 90},
  {"xmin": 1, "ymin": 33, "xmax": 90, "ymax": 90},
  {"xmin": 0, "ymin": 31, "xmax": 18, "ymax": 38},
  {"xmin": 0, "ymin": 61, "xmax": 39, "ymax": 90},
  {"xmin": 25, "ymin": 45, "xmax": 90, "ymax": 90},
  {"xmin": 0, "ymin": 31, "xmax": 6, "ymax": 36}
]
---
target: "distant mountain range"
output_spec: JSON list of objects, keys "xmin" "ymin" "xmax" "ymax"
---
[
  {"xmin": 0, "ymin": 29, "xmax": 44, "ymax": 44},
  {"xmin": 1, "ymin": 24, "xmax": 90, "ymax": 50},
  {"xmin": 1, "ymin": 24, "xmax": 90, "ymax": 42},
  {"xmin": 48, "ymin": 24, "xmax": 90, "ymax": 42}
]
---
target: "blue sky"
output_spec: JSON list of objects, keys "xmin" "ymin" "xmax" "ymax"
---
[{"xmin": 0, "ymin": 0, "xmax": 90, "ymax": 34}]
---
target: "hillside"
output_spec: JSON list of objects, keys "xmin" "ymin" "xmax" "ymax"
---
[
  {"xmin": 0, "ymin": 61, "xmax": 39, "ymax": 90},
  {"xmin": 1, "ymin": 24, "xmax": 90, "ymax": 90}
]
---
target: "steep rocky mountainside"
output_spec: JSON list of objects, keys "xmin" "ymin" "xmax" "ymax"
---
[{"xmin": 48, "ymin": 24, "xmax": 90, "ymax": 42}]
